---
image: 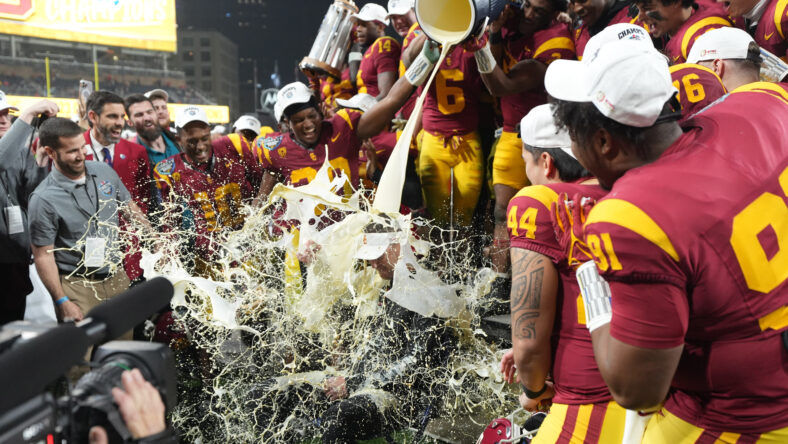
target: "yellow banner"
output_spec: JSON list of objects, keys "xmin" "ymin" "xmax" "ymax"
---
[
  {"xmin": 0, "ymin": 0, "xmax": 177, "ymax": 52},
  {"xmin": 7, "ymin": 95, "xmax": 231, "ymax": 124}
]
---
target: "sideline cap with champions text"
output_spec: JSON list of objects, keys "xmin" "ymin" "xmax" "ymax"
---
[
  {"xmin": 355, "ymin": 232, "xmax": 399, "ymax": 260},
  {"xmin": 336, "ymin": 93, "xmax": 377, "ymax": 113},
  {"xmin": 233, "ymin": 115, "xmax": 262, "ymax": 135},
  {"xmin": 0, "ymin": 91, "xmax": 19, "ymax": 112},
  {"xmin": 353, "ymin": 3, "xmax": 390, "ymax": 26},
  {"xmin": 387, "ymin": 0, "xmax": 414, "ymax": 17},
  {"xmin": 545, "ymin": 40, "xmax": 676, "ymax": 128},
  {"xmin": 276, "ymin": 82, "xmax": 314, "ymax": 118},
  {"xmin": 520, "ymin": 104, "xmax": 574, "ymax": 158},
  {"xmin": 686, "ymin": 26, "xmax": 756, "ymax": 64},
  {"xmin": 144, "ymin": 88, "xmax": 169, "ymax": 102},
  {"xmin": 582, "ymin": 23, "xmax": 653, "ymax": 63},
  {"xmin": 175, "ymin": 105, "xmax": 210, "ymax": 129}
]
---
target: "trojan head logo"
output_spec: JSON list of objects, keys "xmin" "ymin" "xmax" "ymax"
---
[
  {"xmin": 0, "ymin": 0, "xmax": 34, "ymax": 20},
  {"xmin": 277, "ymin": 147, "xmax": 287, "ymax": 158}
]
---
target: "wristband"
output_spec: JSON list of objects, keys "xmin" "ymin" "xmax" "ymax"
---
[
  {"xmin": 348, "ymin": 52, "xmax": 363, "ymax": 63},
  {"xmin": 55, "ymin": 296, "xmax": 69, "ymax": 306},
  {"xmin": 576, "ymin": 261, "xmax": 613, "ymax": 332},
  {"xmin": 490, "ymin": 31, "xmax": 503, "ymax": 44},
  {"xmin": 405, "ymin": 51, "xmax": 435, "ymax": 86},
  {"xmin": 474, "ymin": 42, "xmax": 497, "ymax": 74},
  {"xmin": 521, "ymin": 382, "xmax": 547, "ymax": 399}
]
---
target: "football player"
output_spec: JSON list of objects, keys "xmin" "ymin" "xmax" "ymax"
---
[
  {"xmin": 153, "ymin": 106, "xmax": 255, "ymax": 264},
  {"xmin": 570, "ymin": 0, "xmax": 647, "ymax": 58},
  {"xmin": 500, "ymin": 105, "xmax": 625, "ymax": 443},
  {"xmin": 353, "ymin": 3, "xmax": 402, "ymax": 101},
  {"xmin": 232, "ymin": 115, "xmax": 263, "ymax": 144},
  {"xmin": 687, "ymin": 26, "xmax": 763, "ymax": 90},
  {"xmin": 388, "ymin": 0, "xmax": 424, "ymax": 119},
  {"xmin": 634, "ymin": 0, "xmax": 734, "ymax": 64},
  {"xmin": 471, "ymin": 0, "xmax": 575, "ymax": 276},
  {"xmin": 724, "ymin": 0, "xmax": 788, "ymax": 60},
  {"xmin": 669, "ymin": 62, "xmax": 727, "ymax": 119},
  {"xmin": 545, "ymin": 39, "xmax": 788, "ymax": 441}
]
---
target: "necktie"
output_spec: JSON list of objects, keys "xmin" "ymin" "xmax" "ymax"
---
[{"xmin": 101, "ymin": 147, "xmax": 113, "ymax": 168}]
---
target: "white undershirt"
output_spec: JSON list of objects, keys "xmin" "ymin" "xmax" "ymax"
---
[{"xmin": 89, "ymin": 131, "xmax": 116, "ymax": 163}]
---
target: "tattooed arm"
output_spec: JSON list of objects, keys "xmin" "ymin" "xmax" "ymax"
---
[{"xmin": 510, "ymin": 247, "xmax": 559, "ymax": 409}]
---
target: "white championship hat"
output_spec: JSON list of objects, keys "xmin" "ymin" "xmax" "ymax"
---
[
  {"xmin": 545, "ymin": 40, "xmax": 676, "ymax": 128},
  {"xmin": 686, "ymin": 26, "xmax": 756, "ymax": 64},
  {"xmin": 233, "ymin": 115, "xmax": 262, "ymax": 135},
  {"xmin": 336, "ymin": 93, "xmax": 378, "ymax": 113},
  {"xmin": 276, "ymin": 82, "xmax": 314, "ymax": 119},
  {"xmin": 175, "ymin": 105, "xmax": 210, "ymax": 129},
  {"xmin": 0, "ymin": 91, "xmax": 19, "ymax": 113},
  {"xmin": 355, "ymin": 231, "xmax": 399, "ymax": 260},
  {"xmin": 520, "ymin": 104, "xmax": 574, "ymax": 158},
  {"xmin": 387, "ymin": 0, "xmax": 414, "ymax": 17},
  {"xmin": 582, "ymin": 23, "xmax": 653, "ymax": 63},
  {"xmin": 144, "ymin": 88, "xmax": 169, "ymax": 101},
  {"xmin": 353, "ymin": 3, "xmax": 390, "ymax": 26}
]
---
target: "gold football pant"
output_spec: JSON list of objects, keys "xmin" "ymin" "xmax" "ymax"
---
[
  {"xmin": 417, "ymin": 130, "xmax": 483, "ymax": 227},
  {"xmin": 643, "ymin": 407, "xmax": 788, "ymax": 444},
  {"xmin": 532, "ymin": 401, "xmax": 626, "ymax": 444},
  {"xmin": 492, "ymin": 130, "xmax": 528, "ymax": 189}
]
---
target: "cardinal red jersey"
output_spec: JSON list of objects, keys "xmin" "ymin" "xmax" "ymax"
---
[
  {"xmin": 582, "ymin": 82, "xmax": 788, "ymax": 433},
  {"xmin": 220, "ymin": 133, "xmax": 263, "ymax": 193},
  {"xmin": 421, "ymin": 46, "xmax": 482, "ymax": 136},
  {"xmin": 574, "ymin": 6, "xmax": 645, "ymax": 59},
  {"xmin": 508, "ymin": 182, "xmax": 609, "ymax": 405},
  {"xmin": 255, "ymin": 109, "xmax": 363, "ymax": 188},
  {"xmin": 669, "ymin": 63, "xmax": 727, "ymax": 120},
  {"xmin": 501, "ymin": 22, "xmax": 575, "ymax": 132},
  {"xmin": 753, "ymin": 0, "xmax": 788, "ymax": 60},
  {"xmin": 664, "ymin": 3, "xmax": 734, "ymax": 64},
  {"xmin": 398, "ymin": 22, "xmax": 424, "ymax": 119},
  {"xmin": 153, "ymin": 141, "xmax": 254, "ymax": 258},
  {"xmin": 320, "ymin": 68, "xmax": 355, "ymax": 110},
  {"xmin": 357, "ymin": 36, "xmax": 401, "ymax": 97}
]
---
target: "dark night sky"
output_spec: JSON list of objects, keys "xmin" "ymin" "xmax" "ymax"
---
[{"xmin": 176, "ymin": 0, "xmax": 381, "ymax": 113}]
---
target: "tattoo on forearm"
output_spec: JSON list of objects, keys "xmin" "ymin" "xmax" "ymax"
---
[{"xmin": 513, "ymin": 311, "xmax": 538, "ymax": 339}]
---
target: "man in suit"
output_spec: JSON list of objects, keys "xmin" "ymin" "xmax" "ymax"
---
[{"xmin": 84, "ymin": 90, "xmax": 152, "ymax": 281}]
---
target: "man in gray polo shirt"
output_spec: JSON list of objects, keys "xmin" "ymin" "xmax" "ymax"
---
[
  {"xmin": 29, "ymin": 117, "xmax": 149, "ymax": 322},
  {"xmin": 0, "ymin": 97, "xmax": 59, "ymax": 325}
]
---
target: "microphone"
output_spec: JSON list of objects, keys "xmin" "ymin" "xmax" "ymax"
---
[
  {"xmin": 81, "ymin": 277, "xmax": 174, "ymax": 344},
  {"xmin": 0, "ymin": 325, "xmax": 89, "ymax": 414}
]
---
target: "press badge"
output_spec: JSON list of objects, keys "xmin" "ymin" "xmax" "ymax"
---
[
  {"xmin": 84, "ymin": 237, "xmax": 106, "ymax": 268},
  {"xmin": 4, "ymin": 206, "xmax": 23, "ymax": 235}
]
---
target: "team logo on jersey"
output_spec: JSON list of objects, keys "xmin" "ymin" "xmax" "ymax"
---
[
  {"xmin": 260, "ymin": 135, "xmax": 284, "ymax": 152},
  {"xmin": 278, "ymin": 147, "xmax": 287, "ymax": 158},
  {"xmin": 309, "ymin": 152, "xmax": 317, "ymax": 161},
  {"xmin": 156, "ymin": 158, "xmax": 175, "ymax": 175},
  {"xmin": 98, "ymin": 180, "xmax": 114, "ymax": 197},
  {"xmin": 172, "ymin": 172, "xmax": 181, "ymax": 182}
]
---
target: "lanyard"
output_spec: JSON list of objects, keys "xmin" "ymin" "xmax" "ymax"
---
[{"xmin": 66, "ymin": 171, "xmax": 100, "ymax": 220}]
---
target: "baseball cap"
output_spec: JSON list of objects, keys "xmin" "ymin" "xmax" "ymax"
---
[
  {"xmin": 336, "ymin": 93, "xmax": 377, "ymax": 113},
  {"xmin": 687, "ymin": 27, "xmax": 756, "ymax": 64},
  {"xmin": 276, "ymin": 82, "xmax": 314, "ymax": 119},
  {"xmin": 545, "ymin": 40, "xmax": 676, "ymax": 128},
  {"xmin": 144, "ymin": 88, "xmax": 169, "ymax": 102},
  {"xmin": 233, "ymin": 115, "xmax": 262, "ymax": 135},
  {"xmin": 353, "ymin": 3, "xmax": 390, "ymax": 26},
  {"xmin": 355, "ymin": 232, "xmax": 399, "ymax": 260},
  {"xmin": 582, "ymin": 23, "xmax": 653, "ymax": 63},
  {"xmin": 520, "ymin": 104, "xmax": 574, "ymax": 158},
  {"xmin": 175, "ymin": 105, "xmax": 210, "ymax": 129},
  {"xmin": 387, "ymin": 0, "xmax": 414, "ymax": 17},
  {"xmin": 0, "ymin": 91, "xmax": 19, "ymax": 113}
]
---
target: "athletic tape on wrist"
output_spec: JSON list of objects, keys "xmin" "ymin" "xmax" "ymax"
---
[
  {"xmin": 405, "ymin": 52, "xmax": 435, "ymax": 86},
  {"xmin": 576, "ymin": 261, "xmax": 612, "ymax": 332},
  {"xmin": 474, "ymin": 43, "xmax": 496, "ymax": 74},
  {"xmin": 348, "ymin": 52, "xmax": 363, "ymax": 63}
]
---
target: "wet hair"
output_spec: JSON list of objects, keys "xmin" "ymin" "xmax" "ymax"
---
[
  {"xmin": 551, "ymin": 99, "xmax": 655, "ymax": 159},
  {"xmin": 85, "ymin": 90, "xmax": 124, "ymax": 128},
  {"xmin": 283, "ymin": 97, "xmax": 320, "ymax": 120},
  {"xmin": 524, "ymin": 145, "xmax": 589, "ymax": 182},
  {"xmin": 123, "ymin": 94, "xmax": 153, "ymax": 117},
  {"xmin": 39, "ymin": 117, "xmax": 83, "ymax": 150}
]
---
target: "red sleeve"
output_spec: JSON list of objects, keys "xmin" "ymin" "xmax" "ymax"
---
[
  {"xmin": 533, "ymin": 27, "xmax": 576, "ymax": 65},
  {"xmin": 608, "ymin": 281, "xmax": 689, "ymax": 348},
  {"xmin": 373, "ymin": 37, "xmax": 401, "ymax": 74},
  {"xmin": 507, "ymin": 186, "xmax": 563, "ymax": 262}
]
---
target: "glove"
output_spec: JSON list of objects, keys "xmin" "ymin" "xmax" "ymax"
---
[
  {"xmin": 405, "ymin": 40, "xmax": 441, "ymax": 86},
  {"xmin": 551, "ymin": 192, "xmax": 596, "ymax": 269}
]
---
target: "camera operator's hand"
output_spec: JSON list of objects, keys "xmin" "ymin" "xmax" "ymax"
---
[
  {"xmin": 57, "ymin": 299, "xmax": 84, "ymax": 322},
  {"xmin": 88, "ymin": 369, "xmax": 166, "ymax": 444},
  {"xmin": 19, "ymin": 99, "xmax": 59, "ymax": 125}
]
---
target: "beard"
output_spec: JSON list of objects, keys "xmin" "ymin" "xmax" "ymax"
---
[
  {"xmin": 99, "ymin": 124, "xmax": 122, "ymax": 144},
  {"xmin": 138, "ymin": 125, "xmax": 162, "ymax": 142}
]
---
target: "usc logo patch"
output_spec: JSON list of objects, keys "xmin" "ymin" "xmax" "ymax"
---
[{"xmin": 0, "ymin": 0, "xmax": 34, "ymax": 20}]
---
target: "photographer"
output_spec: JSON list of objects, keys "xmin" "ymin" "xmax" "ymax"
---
[
  {"xmin": 0, "ymin": 96, "xmax": 59, "ymax": 325},
  {"xmin": 88, "ymin": 369, "xmax": 175, "ymax": 444}
]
